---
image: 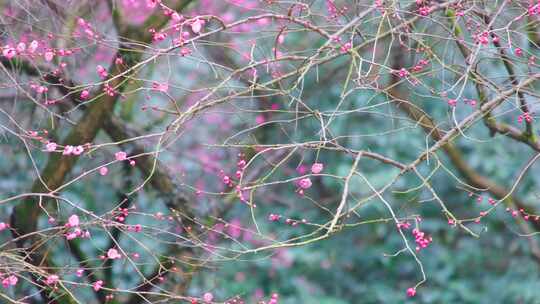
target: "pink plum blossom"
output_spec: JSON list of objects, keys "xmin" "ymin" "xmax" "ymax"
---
[
  {"xmin": 115, "ymin": 151, "xmax": 127, "ymax": 161},
  {"xmin": 67, "ymin": 214, "xmax": 79, "ymax": 227},
  {"xmin": 298, "ymin": 178, "xmax": 312, "ymax": 189},
  {"xmin": 107, "ymin": 248, "xmax": 121, "ymax": 260},
  {"xmin": 45, "ymin": 142, "xmax": 57, "ymax": 152},
  {"xmin": 311, "ymin": 163, "xmax": 324, "ymax": 174}
]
